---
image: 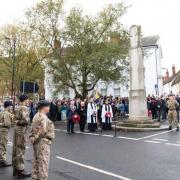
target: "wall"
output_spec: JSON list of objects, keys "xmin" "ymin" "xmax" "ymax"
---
[
  {"xmin": 144, "ymin": 45, "xmax": 163, "ymax": 96},
  {"xmin": 163, "ymin": 83, "xmax": 171, "ymax": 94},
  {"xmin": 172, "ymin": 83, "xmax": 180, "ymax": 94}
]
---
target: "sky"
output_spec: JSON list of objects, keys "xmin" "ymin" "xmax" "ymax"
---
[{"xmin": 0, "ymin": 0, "xmax": 179, "ymax": 75}]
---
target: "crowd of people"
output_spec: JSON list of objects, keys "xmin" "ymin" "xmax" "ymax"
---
[
  {"xmin": 147, "ymin": 94, "xmax": 180, "ymax": 122},
  {"xmin": 44, "ymin": 96, "xmax": 129, "ymax": 122},
  {"xmin": 27, "ymin": 93, "xmax": 180, "ymax": 133},
  {"xmin": 37, "ymin": 96, "xmax": 129, "ymax": 133},
  {"xmin": 0, "ymin": 93, "xmax": 179, "ymax": 179}
]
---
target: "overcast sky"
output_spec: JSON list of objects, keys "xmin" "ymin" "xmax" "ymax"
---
[{"xmin": 0, "ymin": 0, "xmax": 179, "ymax": 75}]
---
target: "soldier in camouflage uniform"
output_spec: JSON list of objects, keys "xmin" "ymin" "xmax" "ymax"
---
[
  {"xmin": 167, "ymin": 95, "xmax": 179, "ymax": 131},
  {"xmin": 0, "ymin": 101, "xmax": 13, "ymax": 167},
  {"xmin": 29, "ymin": 100, "xmax": 55, "ymax": 180},
  {"xmin": 12, "ymin": 95, "xmax": 31, "ymax": 178}
]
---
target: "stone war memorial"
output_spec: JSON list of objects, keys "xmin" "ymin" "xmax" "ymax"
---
[{"xmin": 117, "ymin": 25, "xmax": 168, "ymax": 131}]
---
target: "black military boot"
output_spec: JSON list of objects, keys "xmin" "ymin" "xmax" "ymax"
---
[
  {"xmin": 176, "ymin": 127, "xmax": 179, "ymax": 132},
  {"xmin": 169, "ymin": 126, "xmax": 172, "ymax": 130},
  {"xmin": 15, "ymin": 170, "xmax": 31, "ymax": 178},
  {"xmin": 0, "ymin": 161, "xmax": 12, "ymax": 167}
]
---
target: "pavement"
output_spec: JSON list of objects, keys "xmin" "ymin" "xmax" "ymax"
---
[{"xmin": 1, "ymin": 121, "xmax": 180, "ymax": 180}]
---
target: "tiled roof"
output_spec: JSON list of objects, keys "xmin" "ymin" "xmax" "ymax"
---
[
  {"xmin": 171, "ymin": 71, "xmax": 180, "ymax": 86},
  {"xmin": 163, "ymin": 71, "xmax": 180, "ymax": 85}
]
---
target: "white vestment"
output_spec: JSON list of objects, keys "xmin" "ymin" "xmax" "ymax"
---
[
  {"xmin": 87, "ymin": 102, "xmax": 97, "ymax": 123},
  {"xmin": 101, "ymin": 104, "xmax": 113, "ymax": 123}
]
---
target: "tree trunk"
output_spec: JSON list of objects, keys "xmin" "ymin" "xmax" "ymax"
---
[
  {"xmin": 81, "ymin": 74, "xmax": 88, "ymax": 99},
  {"xmin": 82, "ymin": 89, "xmax": 88, "ymax": 99}
]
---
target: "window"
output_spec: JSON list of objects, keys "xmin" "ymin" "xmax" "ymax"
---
[
  {"xmin": 114, "ymin": 88, "xmax": 121, "ymax": 97},
  {"xmin": 101, "ymin": 88, "xmax": 107, "ymax": 96}
]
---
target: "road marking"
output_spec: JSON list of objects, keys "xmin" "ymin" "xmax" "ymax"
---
[
  {"xmin": 165, "ymin": 143, "xmax": 180, "ymax": 147},
  {"xmin": 152, "ymin": 138, "xmax": 168, "ymax": 142},
  {"xmin": 117, "ymin": 136, "xmax": 138, "ymax": 141},
  {"xmin": 80, "ymin": 132, "xmax": 99, "ymax": 136},
  {"xmin": 101, "ymin": 134, "xmax": 114, "ymax": 138},
  {"xmin": 55, "ymin": 129, "xmax": 66, "ymax": 132},
  {"xmin": 137, "ymin": 129, "xmax": 175, "ymax": 140},
  {"xmin": 144, "ymin": 140, "xmax": 161, "ymax": 144},
  {"xmin": 56, "ymin": 129, "xmax": 137, "ymax": 140},
  {"xmin": 56, "ymin": 156, "xmax": 132, "ymax": 180},
  {"xmin": 55, "ymin": 128, "xmax": 138, "ymax": 140}
]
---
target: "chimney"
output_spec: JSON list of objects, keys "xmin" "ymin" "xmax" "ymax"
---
[
  {"xmin": 166, "ymin": 70, "xmax": 169, "ymax": 79},
  {"xmin": 172, "ymin": 64, "xmax": 176, "ymax": 76}
]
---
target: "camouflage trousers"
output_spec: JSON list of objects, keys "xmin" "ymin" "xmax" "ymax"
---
[
  {"xmin": 168, "ymin": 110, "xmax": 179, "ymax": 127},
  {"xmin": 32, "ymin": 139, "xmax": 50, "ymax": 180},
  {"xmin": 12, "ymin": 126, "xmax": 27, "ymax": 170},
  {"xmin": 0, "ymin": 128, "xmax": 9, "ymax": 162}
]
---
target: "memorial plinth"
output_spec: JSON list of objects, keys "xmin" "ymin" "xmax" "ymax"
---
[{"xmin": 117, "ymin": 25, "xmax": 163, "ymax": 131}]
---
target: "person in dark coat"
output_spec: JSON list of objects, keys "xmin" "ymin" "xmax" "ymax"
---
[
  {"xmin": 157, "ymin": 97, "xmax": 162, "ymax": 121},
  {"xmin": 29, "ymin": 101, "xmax": 34, "ymax": 123},
  {"xmin": 56, "ymin": 100, "xmax": 62, "ymax": 121},
  {"xmin": 50, "ymin": 101, "xmax": 58, "ymax": 121},
  {"xmin": 150, "ymin": 97, "xmax": 157, "ymax": 120},
  {"xmin": 161, "ymin": 96, "xmax": 167, "ymax": 120},
  {"xmin": 176, "ymin": 95, "xmax": 180, "ymax": 122},
  {"xmin": 77, "ymin": 101, "xmax": 87, "ymax": 132},
  {"xmin": 67, "ymin": 100, "xmax": 77, "ymax": 134},
  {"xmin": 75, "ymin": 97, "xmax": 81, "ymax": 110}
]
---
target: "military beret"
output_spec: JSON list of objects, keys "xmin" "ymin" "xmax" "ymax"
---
[
  {"xmin": 19, "ymin": 94, "xmax": 29, "ymax": 102},
  {"xmin": 4, "ymin": 101, "xmax": 13, "ymax": 108},
  {"xmin": 37, "ymin": 100, "xmax": 50, "ymax": 110}
]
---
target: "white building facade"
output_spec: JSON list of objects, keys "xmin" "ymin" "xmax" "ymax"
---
[
  {"xmin": 44, "ymin": 35, "xmax": 163, "ymax": 100},
  {"xmin": 143, "ymin": 36, "xmax": 163, "ymax": 96}
]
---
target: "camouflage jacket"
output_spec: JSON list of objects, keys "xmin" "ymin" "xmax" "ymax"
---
[
  {"xmin": 0, "ymin": 109, "xmax": 13, "ymax": 128},
  {"xmin": 15, "ymin": 105, "xmax": 30, "ymax": 126},
  {"xmin": 167, "ymin": 100, "xmax": 179, "ymax": 110},
  {"xmin": 29, "ymin": 112, "xmax": 55, "ymax": 145}
]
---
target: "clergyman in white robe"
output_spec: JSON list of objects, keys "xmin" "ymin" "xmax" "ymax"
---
[
  {"xmin": 87, "ymin": 102, "xmax": 97, "ymax": 132},
  {"xmin": 101, "ymin": 103, "xmax": 113, "ymax": 130}
]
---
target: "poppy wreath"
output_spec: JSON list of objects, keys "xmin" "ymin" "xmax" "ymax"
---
[
  {"xmin": 72, "ymin": 114, "xmax": 80, "ymax": 123},
  {"xmin": 105, "ymin": 112, "xmax": 111, "ymax": 118}
]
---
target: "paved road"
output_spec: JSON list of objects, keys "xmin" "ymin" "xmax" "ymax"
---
[{"xmin": 1, "ymin": 122, "xmax": 180, "ymax": 180}]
